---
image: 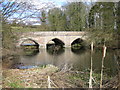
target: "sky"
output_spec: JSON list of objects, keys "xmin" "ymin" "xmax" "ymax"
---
[
  {"xmin": 9, "ymin": 0, "xmax": 120, "ymax": 11},
  {"xmin": 7, "ymin": 0, "xmax": 69, "ymax": 25},
  {"xmin": 7, "ymin": 0, "xmax": 120, "ymax": 25},
  {"xmin": 13, "ymin": 0, "xmax": 68, "ymax": 8}
]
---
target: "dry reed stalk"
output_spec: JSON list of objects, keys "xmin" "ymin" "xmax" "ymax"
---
[
  {"xmin": 60, "ymin": 63, "xmax": 73, "ymax": 72},
  {"xmin": 100, "ymin": 44, "xmax": 107, "ymax": 88},
  {"xmin": 47, "ymin": 75, "xmax": 57, "ymax": 88},
  {"xmin": 47, "ymin": 76, "xmax": 51, "ymax": 88},
  {"xmin": 89, "ymin": 42, "xmax": 93, "ymax": 88}
]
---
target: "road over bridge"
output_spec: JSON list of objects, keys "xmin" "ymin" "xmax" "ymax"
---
[{"xmin": 17, "ymin": 31, "xmax": 88, "ymax": 48}]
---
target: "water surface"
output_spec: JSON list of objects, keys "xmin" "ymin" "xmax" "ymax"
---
[{"xmin": 12, "ymin": 48, "xmax": 118, "ymax": 76}]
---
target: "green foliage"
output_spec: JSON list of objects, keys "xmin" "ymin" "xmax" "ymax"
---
[
  {"xmin": 71, "ymin": 44, "xmax": 83, "ymax": 50},
  {"xmin": 87, "ymin": 29, "xmax": 114, "ymax": 45},
  {"xmin": 11, "ymin": 25, "xmax": 50, "ymax": 32},
  {"xmin": 48, "ymin": 8, "xmax": 67, "ymax": 31},
  {"xmin": 2, "ymin": 2, "xmax": 120, "ymax": 49},
  {"xmin": 65, "ymin": 2, "xmax": 83, "ymax": 31},
  {"xmin": 47, "ymin": 2, "xmax": 87, "ymax": 31},
  {"xmin": 9, "ymin": 81, "xmax": 23, "ymax": 88},
  {"xmin": 117, "ymin": 2, "xmax": 120, "ymax": 33},
  {"xmin": 89, "ymin": 2, "xmax": 115, "ymax": 30},
  {"xmin": 40, "ymin": 10, "xmax": 47, "ymax": 26},
  {"xmin": 8, "ymin": 79, "xmax": 24, "ymax": 88},
  {"xmin": 68, "ymin": 69, "xmax": 112, "ymax": 87},
  {"xmin": 88, "ymin": 2, "xmax": 119, "ymax": 46},
  {"xmin": 2, "ymin": 23, "xmax": 16, "ymax": 49},
  {"xmin": 41, "ymin": 11, "xmax": 46, "ymax": 23}
]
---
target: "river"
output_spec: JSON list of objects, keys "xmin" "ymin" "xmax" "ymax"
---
[{"xmin": 11, "ymin": 48, "xmax": 118, "ymax": 77}]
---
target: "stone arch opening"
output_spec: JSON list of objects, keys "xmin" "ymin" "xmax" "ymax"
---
[
  {"xmin": 71, "ymin": 38, "xmax": 84, "ymax": 49},
  {"xmin": 52, "ymin": 38, "xmax": 65, "ymax": 46},
  {"xmin": 46, "ymin": 38, "xmax": 65, "ymax": 54},
  {"xmin": 20, "ymin": 39, "xmax": 39, "ymax": 49},
  {"xmin": 46, "ymin": 38, "xmax": 65, "ymax": 48}
]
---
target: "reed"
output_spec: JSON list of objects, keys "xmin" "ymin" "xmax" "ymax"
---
[
  {"xmin": 89, "ymin": 42, "xmax": 93, "ymax": 88},
  {"xmin": 100, "ymin": 44, "xmax": 107, "ymax": 88},
  {"xmin": 47, "ymin": 76, "xmax": 51, "ymax": 88},
  {"xmin": 47, "ymin": 75, "xmax": 57, "ymax": 88}
]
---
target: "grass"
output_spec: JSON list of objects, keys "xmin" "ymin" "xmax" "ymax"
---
[
  {"xmin": 6, "ymin": 77, "xmax": 24, "ymax": 88},
  {"xmin": 11, "ymin": 26, "xmax": 49, "ymax": 33},
  {"xmin": 9, "ymin": 81, "xmax": 23, "ymax": 88},
  {"xmin": 68, "ymin": 70, "xmax": 89, "ymax": 87},
  {"xmin": 68, "ymin": 68, "xmax": 113, "ymax": 87},
  {"xmin": 3, "ymin": 71, "xmax": 24, "ymax": 88}
]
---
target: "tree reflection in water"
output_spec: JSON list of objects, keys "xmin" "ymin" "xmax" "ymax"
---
[
  {"xmin": 47, "ymin": 44, "xmax": 65, "ymax": 55},
  {"xmin": 71, "ymin": 48, "xmax": 86, "ymax": 55},
  {"xmin": 22, "ymin": 49, "xmax": 39, "ymax": 56}
]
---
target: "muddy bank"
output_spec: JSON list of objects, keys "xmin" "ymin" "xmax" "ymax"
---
[
  {"xmin": 2, "ymin": 53, "xmax": 19, "ymax": 69},
  {"xmin": 2, "ymin": 48, "xmax": 22, "ymax": 69}
]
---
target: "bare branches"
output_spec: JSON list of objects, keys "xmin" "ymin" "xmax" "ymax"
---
[
  {"xmin": 1, "ymin": 0, "xmax": 55, "ymax": 24},
  {"xmin": 1, "ymin": 1, "xmax": 21, "ymax": 20}
]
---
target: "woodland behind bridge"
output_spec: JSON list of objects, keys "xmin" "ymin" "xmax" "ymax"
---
[{"xmin": 1, "ymin": 1, "xmax": 120, "ymax": 49}]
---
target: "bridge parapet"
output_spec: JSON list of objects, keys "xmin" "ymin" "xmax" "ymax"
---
[{"xmin": 20, "ymin": 31, "xmax": 87, "ymax": 37}]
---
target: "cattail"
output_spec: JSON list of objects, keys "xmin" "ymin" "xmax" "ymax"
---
[
  {"xmin": 89, "ymin": 42, "xmax": 93, "ymax": 88},
  {"xmin": 103, "ymin": 45, "xmax": 107, "ymax": 58},
  {"xmin": 100, "ymin": 44, "xmax": 107, "ymax": 88},
  {"xmin": 91, "ymin": 42, "xmax": 94, "ymax": 52}
]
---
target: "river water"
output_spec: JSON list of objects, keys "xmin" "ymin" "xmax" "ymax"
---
[{"xmin": 12, "ymin": 48, "xmax": 118, "ymax": 76}]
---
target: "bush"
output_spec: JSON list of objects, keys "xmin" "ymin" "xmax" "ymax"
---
[{"xmin": 2, "ymin": 23, "xmax": 16, "ymax": 49}]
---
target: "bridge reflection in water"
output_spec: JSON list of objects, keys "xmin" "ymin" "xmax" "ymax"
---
[
  {"xmin": 12, "ymin": 48, "xmax": 118, "ymax": 77},
  {"xmin": 20, "ymin": 39, "xmax": 39, "ymax": 49},
  {"xmin": 16, "ymin": 31, "xmax": 118, "ymax": 77}
]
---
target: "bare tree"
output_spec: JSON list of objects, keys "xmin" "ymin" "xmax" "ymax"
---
[
  {"xmin": 1, "ymin": 0, "xmax": 55, "ymax": 24},
  {"xmin": 1, "ymin": 0, "xmax": 32, "ymax": 21}
]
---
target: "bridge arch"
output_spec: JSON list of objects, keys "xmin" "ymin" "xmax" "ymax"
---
[
  {"xmin": 21, "ymin": 38, "xmax": 39, "ymax": 46},
  {"xmin": 52, "ymin": 38, "xmax": 65, "ymax": 46},
  {"xmin": 70, "ymin": 36, "xmax": 85, "ymax": 45},
  {"xmin": 71, "ymin": 38, "xmax": 84, "ymax": 46},
  {"xmin": 46, "ymin": 38, "xmax": 65, "ymax": 47},
  {"xmin": 18, "ymin": 38, "xmax": 39, "ymax": 47}
]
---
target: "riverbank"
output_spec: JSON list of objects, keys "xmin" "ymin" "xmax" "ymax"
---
[
  {"xmin": 2, "ymin": 64, "xmax": 119, "ymax": 88},
  {"xmin": 2, "ymin": 47, "xmax": 120, "ymax": 88},
  {"xmin": 3, "ymin": 65, "xmax": 79, "ymax": 88}
]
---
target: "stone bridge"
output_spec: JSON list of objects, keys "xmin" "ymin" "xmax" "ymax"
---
[{"xmin": 17, "ymin": 31, "xmax": 88, "ymax": 48}]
